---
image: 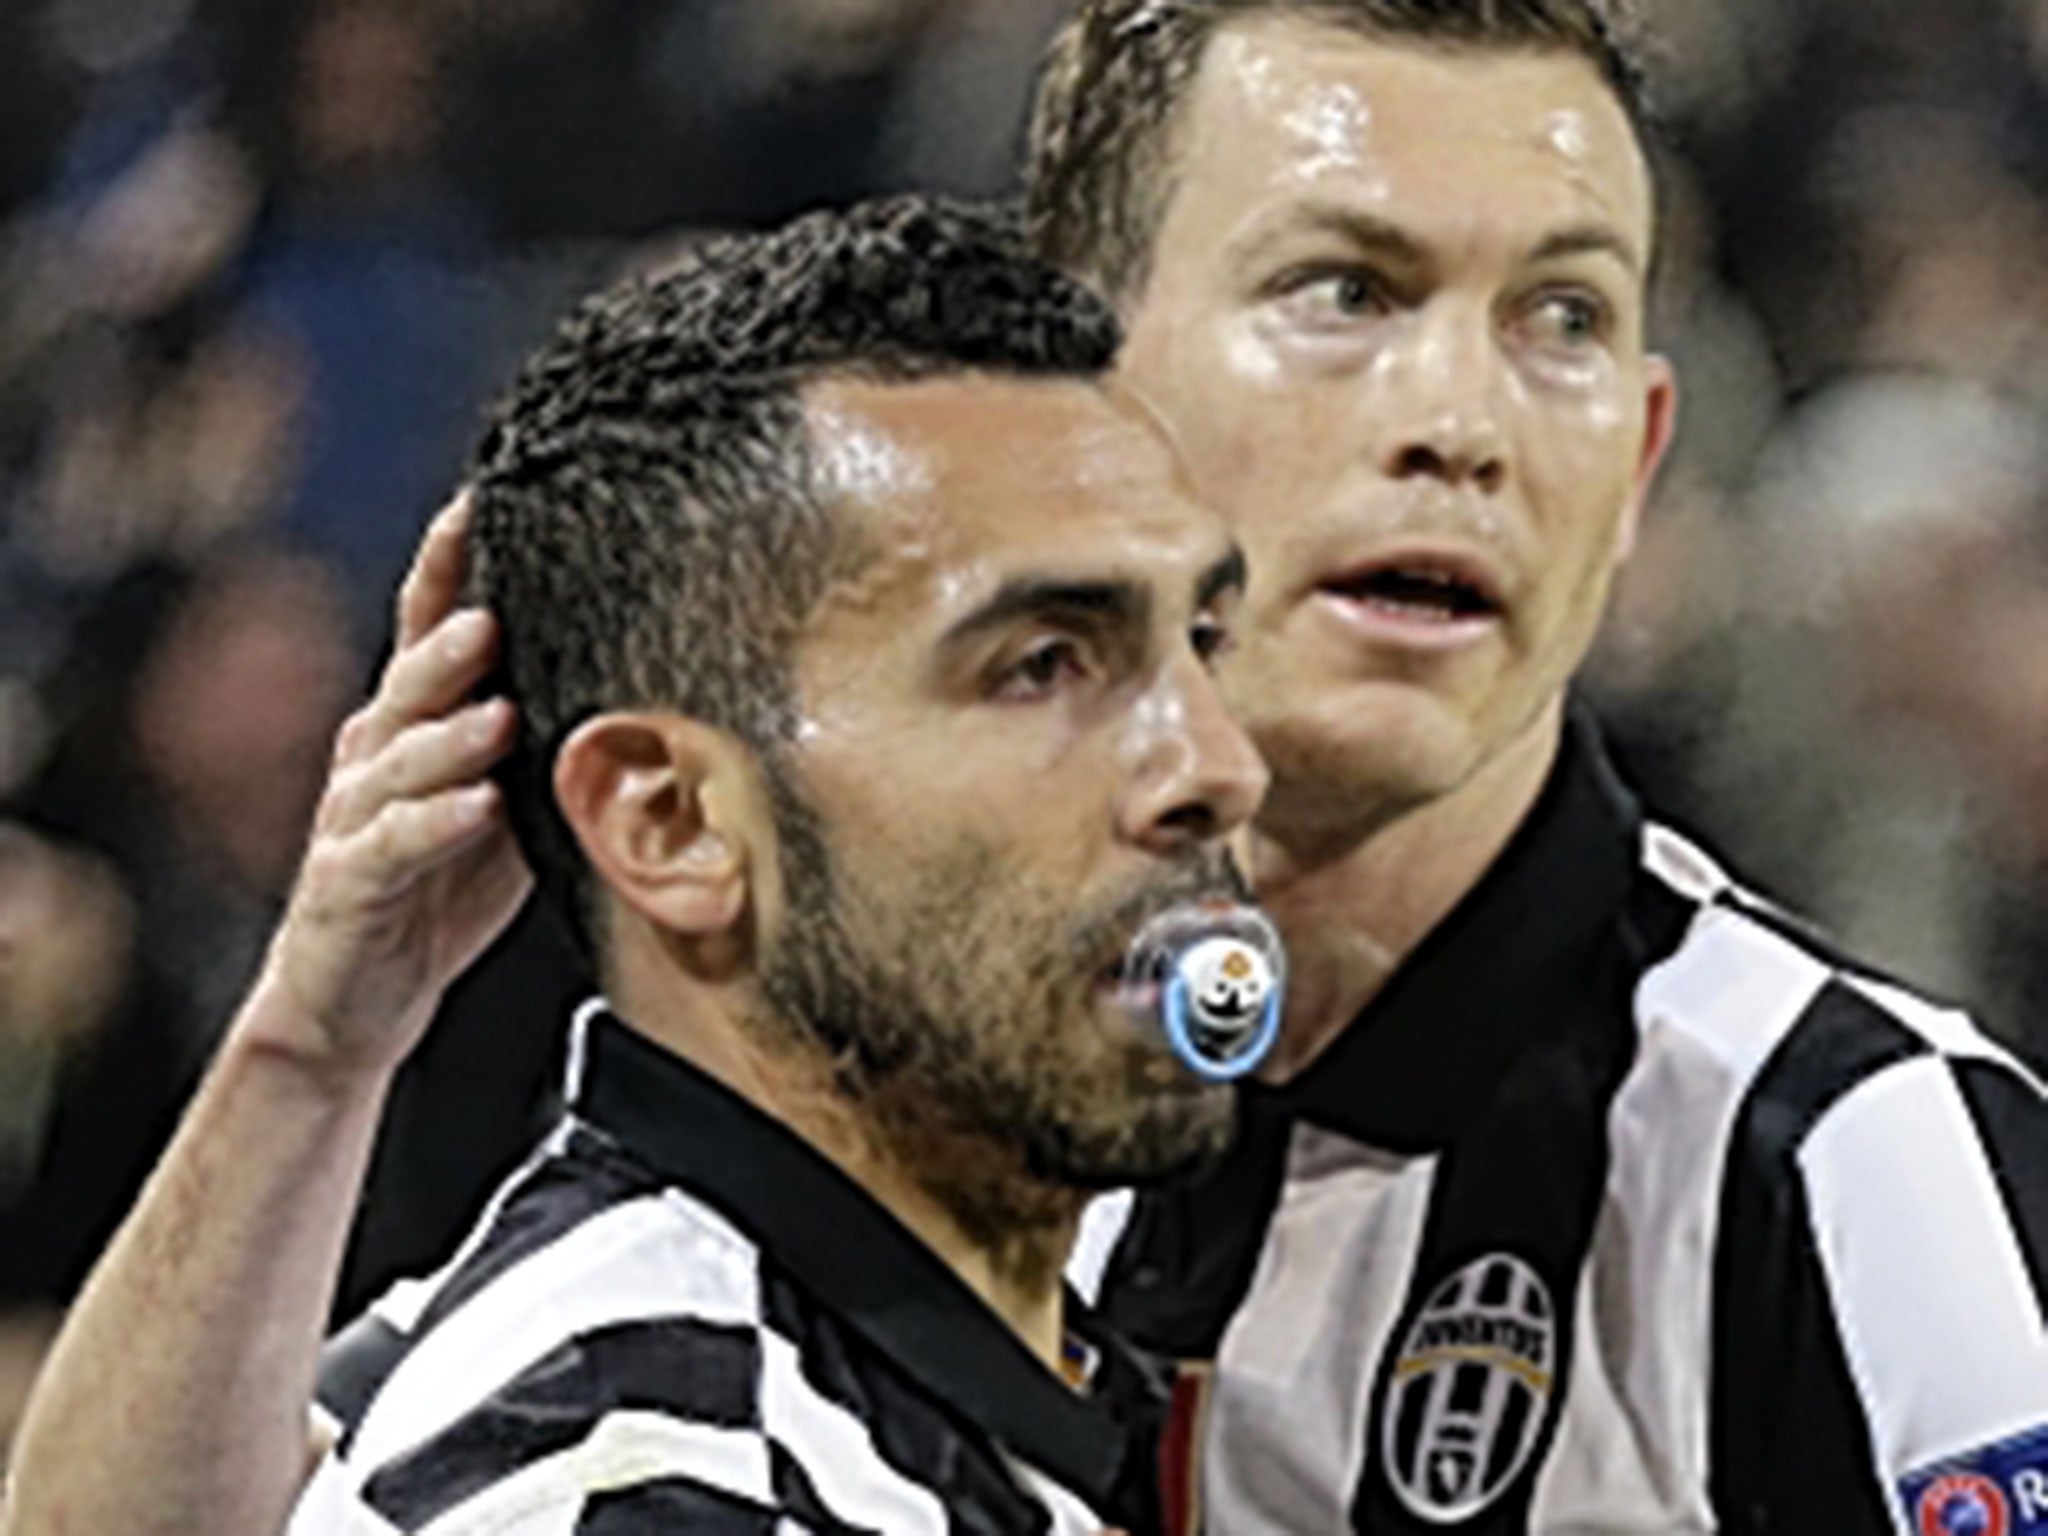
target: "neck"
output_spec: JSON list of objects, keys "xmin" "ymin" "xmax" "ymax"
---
[
  {"xmin": 822, "ymin": 1076, "xmax": 1084, "ymax": 1367},
  {"xmin": 610, "ymin": 948, "xmax": 1077, "ymax": 1367},
  {"xmin": 1253, "ymin": 701, "xmax": 1564, "ymax": 1080}
]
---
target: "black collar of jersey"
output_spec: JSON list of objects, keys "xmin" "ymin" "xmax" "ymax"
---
[
  {"xmin": 568, "ymin": 1009, "xmax": 1132, "ymax": 1511},
  {"xmin": 1281, "ymin": 705, "xmax": 1645, "ymax": 1151}
]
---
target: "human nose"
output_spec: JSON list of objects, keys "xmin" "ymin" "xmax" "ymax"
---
[
  {"xmin": 1376, "ymin": 302, "xmax": 1509, "ymax": 495},
  {"xmin": 1115, "ymin": 658, "xmax": 1268, "ymax": 855}
]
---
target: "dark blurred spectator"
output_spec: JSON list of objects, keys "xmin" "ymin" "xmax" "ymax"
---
[
  {"xmin": 229, "ymin": 1, "xmax": 494, "ymax": 628},
  {"xmin": 443, "ymin": 0, "xmax": 951, "ymax": 239},
  {"xmin": 0, "ymin": 819, "xmax": 155, "ymax": 1454},
  {"xmin": 0, "ymin": 9, "xmax": 76, "ymax": 223},
  {"xmin": 1601, "ymin": 371, "xmax": 2048, "ymax": 1041},
  {"xmin": 0, "ymin": 822, "xmax": 142, "ymax": 1271},
  {"xmin": 876, "ymin": 0, "xmax": 1073, "ymax": 197},
  {"xmin": 24, "ymin": 549, "xmax": 355, "ymax": 1044},
  {"xmin": 0, "ymin": 549, "xmax": 356, "ymax": 1445}
]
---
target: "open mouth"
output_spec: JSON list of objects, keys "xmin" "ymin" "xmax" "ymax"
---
[
  {"xmin": 1096, "ymin": 945, "xmax": 1169, "ymax": 1008},
  {"xmin": 1319, "ymin": 558, "xmax": 1504, "ymax": 626}
]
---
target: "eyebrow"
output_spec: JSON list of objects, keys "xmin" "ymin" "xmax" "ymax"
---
[
  {"xmin": 940, "ymin": 543, "xmax": 1248, "ymax": 651},
  {"xmin": 941, "ymin": 575, "xmax": 1149, "ymax": 651},
  {"xmin": 1228, "ymin": 204, "xmax": 1431, "ymax": 278},
  {"xmin": 1230, "ymin": 203, "xmax": 1643, "ymax": 281},
  {"xmin": 1527, "ymin": 222, "xmax": 1644, "ymax": 278}
]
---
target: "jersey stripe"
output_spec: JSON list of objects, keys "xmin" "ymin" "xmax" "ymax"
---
[
  {"xmin": 326, "ymin": 1133, "xmax": 605, "ymax": 1454},
  {"xmin": 322, "ymin": 1315, "xmax": 412, "ymax": 1451},
  {"xmin": 1708, "ymin": 981, "xmax": 1924, "ymax": 1530},
  {"xmin": 372, "ymin": 1125, "xmax": 580, "ymax": 1338},
  {"xmin": 574, "ymin": 1476, "xmax": 784, "ymax": 1535},
  {"xmin": 1569, "ymin": 877, "xmax": 1749, "ymax": 1529},
  {"xmin": 1711, "ymin": 887, "xmax": 1904, "ymax": 991},
  {"xmin": 309, "ymin": 1027, "xmax": 1126, "ymax": 1536},
  {"xmin": 766, "ymin": 1441, "xmax": 885, "ymax": 1536},
  {"xmin": 1954, "ymin": 1058, "xmax": 2048, "ymax": 1321},
  {"xmin": 1805, "ymin": 1056, "xmax": 2048, "ymax": 1475},
  {"xmin": 408, "ymin": 1132, "xmax": 664, "ymax": 1342},
  {"xmin": 1729, "ymin": 980, "xmax": 1928, "ymax": 1152},
  {"xmin": 350, "ymin": 1193, "xmax": 760, "ymax": 1476},
  {"xmin": 755, "ymin": 1328, "xmax": 951, "ymax": 1536},
  {"xmin": 1847, "ymin": 974, "xmax": 2048, "ymax": 1083},
  {"xmin": 410, "ymin": 1412, "xmax": 774, "ymax": 1535},
  {"xmin": 1351, "ymin": 918, "xmax": 1647, "ymax": 1533},
  {"xmin": 1635, "ymin": 902, "xmax": 1837, "ymax": 1080},
  {"xmin": 362, "ymin": 1319, "xmax": 763, "ymax": 1529},
  {"xmin": 758, "ymin": 1271, "xmax": 1050, "ymax": 1535},
  {"xmin": 290, "ymin": 1455, "xmax": 405, "ymax": 1536}
]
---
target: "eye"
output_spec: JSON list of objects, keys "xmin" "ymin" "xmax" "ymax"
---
[
  {"xmin": 992, "ymin": 637, "xmax": 1092, "ymax": 701},
  {"xmin": 1273, "ymin": 264, "xmax": 1390, "ymax": 329},
  {"xmin": 1519, "ymin": 289, "xmax": 1612, "ymax": 351},
  {"xmin": 1319, "ymin": 270, "xmax": 1382, "ymax": 316}
]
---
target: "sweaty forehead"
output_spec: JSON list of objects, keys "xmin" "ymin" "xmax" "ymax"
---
[
  {"xmin": 1175, "ymin": 15, "xmax": 1652, "ymax": 257},
  {"xmin": 802, "ymin": 374, "xmax": 1212, "ymax": 585}
]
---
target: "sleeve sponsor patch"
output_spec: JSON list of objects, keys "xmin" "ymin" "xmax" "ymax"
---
[{"xmin": 1901, "ymin": 1425, "xmax": 2048, "ymax": 1535}]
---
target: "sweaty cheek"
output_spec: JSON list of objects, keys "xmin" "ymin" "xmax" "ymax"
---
[
  {"xmin": 1577, "ymin": 382, "xmax": 1634, "ymax": 439},
  {"xmin": 787, "ymin": 663, "xmax": 900, "ymax": 753},
  {"xmin": 1527, "ymin": 370, "xmax": 1638, "ymax": 495},
  {"xmin": 1245, "ymin": 299, "xmax": 1395, "ymax": 383},
  {"xmin": 1201, "ymin": 316, "xmax": 1361, "ymax": 457},
  {"xmin": 1496, "ymin": 372, "xmax": 1633, "ymax": 618},
  {"xmin": 1223, "ymin": 318, "xmax": 1292, "ymax": 389}
]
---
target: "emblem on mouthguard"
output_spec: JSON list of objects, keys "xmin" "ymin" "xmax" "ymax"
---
[
  {"xmin": 1180, "ymin": 937, "xmax": 1274, "ymax": 1041},
  {"xmin": 1139, "ymin": 907, "xmax": 1286, "ymax": 1081}
]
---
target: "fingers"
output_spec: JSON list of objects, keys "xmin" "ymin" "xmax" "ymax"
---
[
  {"xmin": 316, "ymin": 782, "xmax": 503, "ymax": 907},
  {"xmin": 387, "ymin": 608, "xmax": 498, "ymax": 734},
  {"xmin": 337, "ymin": 606, "xmax": 499, "ymax": 770},
  {"xmin": 323, "ymin": 698, "xmax": 515, "ymax": 840},
  {"xmin": 334, "ymin": 490, "xmax": 495, "ymax": 774},
  {"xmin": 396, "ymin": 492, "xmax": 475, "ymax": 651}
]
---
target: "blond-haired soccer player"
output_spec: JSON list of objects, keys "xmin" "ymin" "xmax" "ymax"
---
[{"xmin": 1029, "ymin": 4, "xmax": 2048, "ymax": 1532}]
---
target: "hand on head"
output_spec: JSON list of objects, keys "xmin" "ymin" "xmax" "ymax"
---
[{"xmin": 255, "ymin": 493, "xmax": 532, "ymax": 1085}]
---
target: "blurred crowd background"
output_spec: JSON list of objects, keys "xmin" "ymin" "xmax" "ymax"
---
[{"xmin": 0, "ymin": 0, "xmax": 2045, "ymax": 1458}]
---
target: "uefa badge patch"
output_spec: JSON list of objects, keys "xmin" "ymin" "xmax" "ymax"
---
[
  {"xmin": 1900, "ymin": 1424, "xmax": 2048, "ymax": 1536},
  {"xmin": 1381, "ymin": 1253, "xmax": 1557, "ymax": 1524},
  {"xmin": 1915, "ymin": 1475, "xmax": 2009, "ymax": 1536}
]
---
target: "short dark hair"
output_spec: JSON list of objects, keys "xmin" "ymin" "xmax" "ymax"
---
[
  {"xmin": 1026, "ymin": 0, "xmax": 1653, "ymax": 300},
  {"xmin": 469, "ymin": 196, "xmax": 1121, "ymax": 959}
]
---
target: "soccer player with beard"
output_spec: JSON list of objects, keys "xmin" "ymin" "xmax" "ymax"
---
[
  {"xmin": 5, "ymin": 197, "xmax": 1267, "ymax": 1535},
  {"xmin": 1028, "ymin": 3, "xmax": 2048, "ymax": 1533}
]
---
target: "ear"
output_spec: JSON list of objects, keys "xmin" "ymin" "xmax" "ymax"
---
[
  {"xmin": 1613, "ymin": 353, "xmax": 1678, "ymax": 566},
  {"xmin": 553, "ymin": 713, "xmax": 759, "ymax": 947}
]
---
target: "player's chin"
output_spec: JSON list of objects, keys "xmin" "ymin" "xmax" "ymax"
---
[
  {"xmin": 1028, "ymin": 1075, "xmax": 1239, "ymax": 1192},
  {"xmin": 1084, "ymin": 994, "xmax": 1245, "ymax": 1103}
]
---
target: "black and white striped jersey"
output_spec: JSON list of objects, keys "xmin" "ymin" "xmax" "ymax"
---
[
  {"xmin": 294, "ymin": 1007, "xmax": 1163, "ymax": 1536},
  {"xmin": 1093, "ymin": 712, "xmax": 2048, "ymax": 1536}
]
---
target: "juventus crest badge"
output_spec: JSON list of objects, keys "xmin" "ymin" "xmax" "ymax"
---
[{"xmin": 1380, "ymin": 1252, "xmax": 1559, "ymax": 1524}]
